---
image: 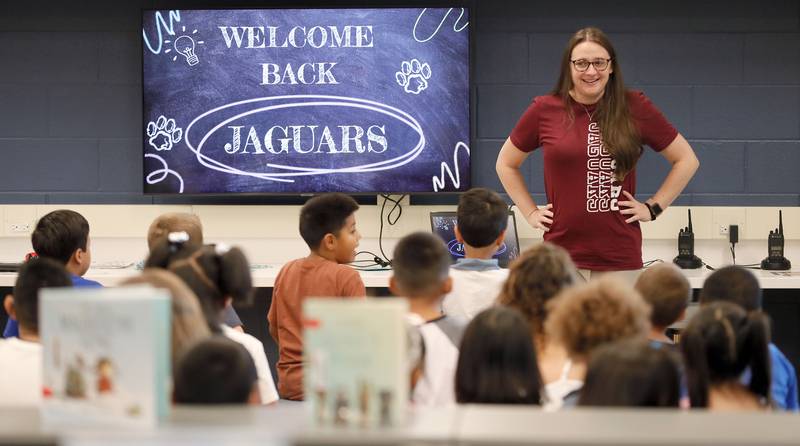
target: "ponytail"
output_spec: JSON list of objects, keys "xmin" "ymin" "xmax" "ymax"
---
[
  {"xmin": 743, "ymin": 312, "xmax": 771, "ymax": 404},
  {"xmin": 681, "ymin": 302, "xmax": 772, "ymax": 409},
  {"xmin": 681, "ymin": 321, "xmax": 711, "ymax": 408}
]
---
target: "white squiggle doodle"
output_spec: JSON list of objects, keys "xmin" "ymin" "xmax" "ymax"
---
[
  {"xmin": 413, "ymin": 8, "xmax": 469, "ymax": 43},
  {"xmin": 396, "ymin": 59, "xmax": 432, "ymax": 94},
  {"xmin": 145, "ymin": 153, "xmax": 184, "ymax": 193},
  {"xmin": 146, "ymin": 115, "xmax": 183, "ymax": 151},
  {"xmin": 142, "ymin": 10, "xmax": 181, "ymax": 55},
  {"xmin": 433, "ymin": 142, "xmax": 470, "ymax": 192}
]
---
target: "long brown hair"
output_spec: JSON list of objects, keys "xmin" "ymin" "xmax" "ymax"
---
[{"xmin": 552, "ymin": 27, "xmax": 641, "ymax": 180}]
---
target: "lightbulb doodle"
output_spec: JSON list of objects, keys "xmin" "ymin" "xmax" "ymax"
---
[
  {"xmin": 163, "ymin": 26, "xmax": 204, "ymax": 66},
  {"xmin": 395, "ymin": 59, "xmax": 432, "ymax": 95},
  {"xmin": 413, "ymin": 8, "xmax": 469, "ymax": 43}
]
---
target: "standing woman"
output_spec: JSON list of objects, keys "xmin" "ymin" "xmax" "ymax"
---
[{"xmin": 496, "ymin": 27, "xmax": 699, "ymax": 277}]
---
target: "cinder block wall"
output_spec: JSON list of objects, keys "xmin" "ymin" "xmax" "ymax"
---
[
  {"xmin": 1, "ymin": 0, "xmax": 798, "ymax": 205},
  {"xmin": 472, "ymin": 0, "xmax": 800, "ymax": 206}
]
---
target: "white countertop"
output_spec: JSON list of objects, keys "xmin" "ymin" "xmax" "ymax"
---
[{"xmin": 1, "ymin": 264, "xmax": 799, "ymax": 289}]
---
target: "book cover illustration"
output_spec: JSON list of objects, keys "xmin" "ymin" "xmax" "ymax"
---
[
  {"xmin": 40, "ymin": 286, "xmax": 171, "ymax": 427},
  {"xmin": 304, "ymin": 298, "xmax": 408, "ymax": 428}
]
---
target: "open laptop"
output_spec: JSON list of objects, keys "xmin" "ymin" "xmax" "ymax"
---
[{"xmin": 429, "ymin": 211, "xmax": 521, "ymax": 268}]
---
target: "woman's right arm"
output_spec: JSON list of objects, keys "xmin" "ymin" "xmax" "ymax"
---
[{"xmin": 495, "ymin": 138, "xmax": 553, "ymax": 232}]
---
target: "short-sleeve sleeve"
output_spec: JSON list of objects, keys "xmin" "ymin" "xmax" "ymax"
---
[
  {"xmin": 509, "ymin": 97, "xmax": 542, "ymax": 152},
  {"xmin": 340, "ymin": 267, "xmax": 367, "ymax": 298},
  {"xmin": 629, "ymin": 91, "xmax": 678, "ymax": 152}
]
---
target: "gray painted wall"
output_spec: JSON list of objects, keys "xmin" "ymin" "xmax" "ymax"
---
[{"xmin": 1, "ymin": 0, "xmax": 798, "ymax": 205}]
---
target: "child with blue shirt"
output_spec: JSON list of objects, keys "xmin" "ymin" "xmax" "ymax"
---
[
  {"xmin": 3, "ymin": 210, "xmax": 101, "ymax": 338},
  {"xmin": 441, "ymin": 188, "xmax": 510, "ymax": 320},
  {"xmin": 699, "ymin": 265, "xmax": 798, "ymax": 411}
]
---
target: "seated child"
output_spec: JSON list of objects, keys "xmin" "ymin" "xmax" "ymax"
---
[
  {"xmin": 455, "ymin": 306, "xmax": 542, "ymax": 405},
  {"xmin": 634, "ymin": 263, "xmax": 690, "ymax": 346},
  {"xmin": 4, "ymin": 209, "xmax": 101, "ymax": 338},
  {"xmin": 681, "ymin": 301, "xmax": 771, "ymax": 411},
  {"xmin": 496, "ymin": 242, "xmax": 578, "ymax": 384},
  {"xmin": 543, "ymin": 277, "xmax": 650, "ymax": 410},
  {"xmin": 147, "ymin": 241, "xmax": 279, "ymax": 404},
  {"xmin": 269, "ymin": 193, "xmax": 366, "ymax": 401},
  {"xmin": 147, "ymin": 213, "xmax": 243, "ymax": 331},
  {"xmin": 173, "ymin": 336, "xmax": 260, "ymax": 405},
  {"xmin": 699, "ymin": 266, "xmax": 798, "ymax": 411},
  {"xmin": 578, "ymin": 339, "xmax": 681, "ymax": 408},
  {"xmin": 1, "ymin": 258, "xmax": 72, "ymax": 405},
  {"xmin": 390, "ymin": 232, "xmax": 465, "ymax": 407},
  {"xmin": 121, "ymin": 269, "xmax": 211, "ymax": 370},
  {"xmin": 441, "ymin": 188, "xmax": 510, "ymax": 320}
]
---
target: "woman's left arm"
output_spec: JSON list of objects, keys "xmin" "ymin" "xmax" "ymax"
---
[{"xmin": 619, "ymin": 134, "xmax": 699, "ymax": 223}]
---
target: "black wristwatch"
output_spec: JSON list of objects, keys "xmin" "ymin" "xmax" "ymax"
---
[{"xmin": 644, "ymin": 202, "xmax": 663, "ymax": 221}]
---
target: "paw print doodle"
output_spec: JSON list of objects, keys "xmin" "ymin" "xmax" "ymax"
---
[
  {"xmin": 395, "ymin": 59, "xmax": 432, "ymax": 95},
  {"xmin": 146, "ymin": 115, "xmax": 183, "ymax": 151}
]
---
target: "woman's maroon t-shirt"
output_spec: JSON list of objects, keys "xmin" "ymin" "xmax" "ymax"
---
[{"xmin": 509, "ymin": 91, "xmax": 678, "ymax": 271}]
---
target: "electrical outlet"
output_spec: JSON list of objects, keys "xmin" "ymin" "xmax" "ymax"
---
[
  {"xmin": 9, "ymin": 223, "xmax": 31, "ymax": 233},
  {"xmin": 719, "ymin": 225, "xmax": 729, "ymax": 235}
]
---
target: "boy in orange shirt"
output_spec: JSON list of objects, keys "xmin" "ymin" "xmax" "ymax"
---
[{"xmin": 268, "ymin": 193, "xmax": 366, "ymax": 400}]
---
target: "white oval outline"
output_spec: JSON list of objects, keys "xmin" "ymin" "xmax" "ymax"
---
[{"xmin": 184, "ymin": 95, "xmax": 425, "ymax": 183}]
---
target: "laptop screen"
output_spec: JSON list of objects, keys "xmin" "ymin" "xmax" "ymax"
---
[{"xmin": 429, "ymin": 211, "xmax": 521, "ymax": 268}]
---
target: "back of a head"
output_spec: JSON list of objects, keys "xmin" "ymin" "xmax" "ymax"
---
[
  {"xmin": 497, "ymin": 242, "xmax": 578, "ymax": 339},
  {"xmin": 634, "ymin": 263, "xmax": 691, "ymax": 328},
  {"xmin": 681, "ymin": 301, "xmax": 771, "ymax": 408},
  {"xmin": 456, "ymin": 188, "xmax": 508, "ymax": 248},
  {"xmin": 456, "ymin": 306, "xmax": 542, "ymax": 405},
  {"xmin": 174, "ymin": 336, "xmax": 257, "ymax": 404},
  {"xmin": 392, "ymin": 232, "xmax": 450, "ymax": 296},
  {"xmin": 147, "ymin": 213, "xmax": 203, "ymax": 251},
  {"xmin": 146, "ymin": 240, "xmax": 253, "ymax": 331},
  {"xmin": 12, "ymin": 258, "xmax": 72, "ymax": 333},
  {"xmin": 700, "ymin": 266, "xmax": 762, "ymax": 311},
  {"xmin": 31, "ymin": 209, "xmax": 89, "ymax": 264},
  {"xmin": 546, "ymin": 277, "xmax": 651, "ymax": 358},
  {"xmin": 299, "ymin": 193, "xmax": 359, "ymax": 250},
  {"xmin": 579, "ymin": 339, "xmax": 681, "ymax": 407},
  {"xmin": 121, "ymin": 269, "xmax": 211, "ymax": 367}
]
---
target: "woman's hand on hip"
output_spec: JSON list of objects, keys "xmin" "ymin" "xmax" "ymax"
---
[
  {"xmin": 618, "ymin": 191, "xmax": 651, "ymax": 223},
  {"xmin": 526, "ymin": 204, "xmax": 554, "ymax": 232}
]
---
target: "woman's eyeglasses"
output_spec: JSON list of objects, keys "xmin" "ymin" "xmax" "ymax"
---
[{"xmin": 570, "ymin": 58, "xmax": 611, "ymax": 72}]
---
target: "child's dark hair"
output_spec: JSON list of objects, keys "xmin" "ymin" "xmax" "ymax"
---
[
  {"xmin": 635, "ymin": 263, "xmax": 691, "ymax": 328},
  {"xmin": 456, "ymin": 306, "xmax": 542, "ymax": 405},
  {"xmin": 12, "ymin": 257, "xmax": 72, "ymax": 332},
  {"xmin": 392, "ymin": 232, "xmax": 450, "ymax": 296},
  {"xmin": 681, "ymin": 301, "xmax": 771, "ymax": 408},
  {"xmin": 31, "ymin": 210, "xmax": 90, "ymax": 264},
  {"xmin": 456, "ymin": 188, "xmax": 508, "ymax": 248},
  {"xmin": 173, "ymin": 336, "xmax": 257, "ymax": 404},
  {"xmin": 146, "ymin": 239, "xmax": 253, "ymax": 331},
  {"xmin": 579, "ymin": 339, "xmax": 681, "ymax": 407},
  {"xmin": 299, "ymin": 193, "xmax": 359, "ymax": 250},
  {"xmin": 700, "ymin": 266, "xmax": 762, "ymax": 311}
]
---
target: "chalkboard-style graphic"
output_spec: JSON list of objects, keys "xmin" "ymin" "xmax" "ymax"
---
[
  {"xmin": 413, "ymin": 8, "xmax": 469, "ymax": 43},
  {"xmin": 143, "ymin": 10, "xmax": 181, "ymax": 54},
  {"xmin": 164, "ymin": 26, "xmax": 204, "ymax": 66},
  {"xmin": 143, "ymin": 9, "xmax": 470, "ymax": 194},
  {"xmin": 433, "ymin": 142, "xmax": 470, "ymax": 192},
  {"xmin": 145, "ymin": 153, "xmax": 185, "ymax": 193},
  {"xmin": 184, "ymin": 95, "xmax": 424, "ymax": 183},
  {"xmin": 395, "ymin": 59, "xmax": 431, "ymax": 95},
  {"xmin": 447, "ymin": 238, "xmax": 508, "ymax": 259},
  {"xmin": 146, "ymin": 115, "xmax": 183, "ymax": 151}
]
